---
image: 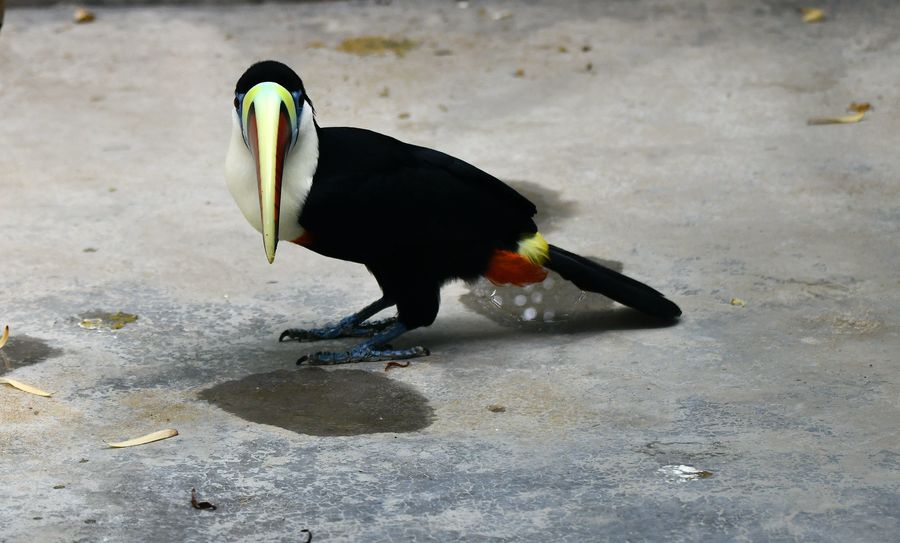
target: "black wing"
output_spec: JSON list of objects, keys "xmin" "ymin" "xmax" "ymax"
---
[{"xmin": 300, "ymin": 127, "xmax": 538, "ymax": 280}]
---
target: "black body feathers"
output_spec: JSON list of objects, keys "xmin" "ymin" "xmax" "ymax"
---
[
  {"xmin": 299, "ymin": 126, "xmax": 680, "ymax": 328},
  {"xmin": 301, "ymin": 127, "xmax": 537, "ymax": 274}
]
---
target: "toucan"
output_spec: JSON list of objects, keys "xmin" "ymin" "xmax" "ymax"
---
[{"xmin": 225, "ymin": 60, "xmax": 681, "ymax": 365}]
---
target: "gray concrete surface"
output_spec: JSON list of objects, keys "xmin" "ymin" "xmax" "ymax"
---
[{"xmin": 1, "ymin": 1, "xmax": 898, "ymax": 541}]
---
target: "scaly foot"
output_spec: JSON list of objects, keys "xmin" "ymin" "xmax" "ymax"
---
[
  {"xmin": 279, "ymin": 317, "xmax": 397, "ymax": 343},
  {"xmin": 295, "ymin": 321, "xmax": 429, "ymax": 365}
]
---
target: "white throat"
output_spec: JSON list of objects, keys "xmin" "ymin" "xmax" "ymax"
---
[{"xmin": 224, "ymin": 102, "xmax": 318, "ymax": 242}]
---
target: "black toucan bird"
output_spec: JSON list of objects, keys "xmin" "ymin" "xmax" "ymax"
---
[{"xmin": 226, "ymin": 60, "xmax": 681, "ymax": 365}]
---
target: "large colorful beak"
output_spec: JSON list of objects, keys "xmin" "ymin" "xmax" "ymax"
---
[{"xmin": 242, "ymin": 82, "xmax": 297, "ymax": 264}]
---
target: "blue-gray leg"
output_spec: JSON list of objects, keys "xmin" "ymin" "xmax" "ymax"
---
[
  {"xmin": 297, "ymin": 322, "xmax": 429, "ymax": 365},
  {"xmin": 279, "ymin": 297, "xmax": 397, "ymax": 343}
]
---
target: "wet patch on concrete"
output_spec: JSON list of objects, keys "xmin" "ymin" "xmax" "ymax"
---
[
  {"xmin": 459, "ymin": 257, "xmax": 622, "ymax": 329},
  {"xmin": 199, "ymin": 368, "xmax": 434, "ymax": 436},
  {"xmin": 0, "ymin": 335, "xmax": 63, "ymax": 375},
  {"xmin": 505, "ymin": 180, "xmax": 578, "ymax": 233}
]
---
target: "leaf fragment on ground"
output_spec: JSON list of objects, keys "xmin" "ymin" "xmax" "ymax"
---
[
  {"xmin": 73, "ymin": 7, "xmax": 95, "ymax": 23},
  {"xmin": 848, "ymin": 102, "xmax": 872, "ymax": 113},
  {"xmin": 384, "ymin": 361, "xmax": 410, "ymax": 372},
  {"xmin": 78, "ymin": 311, "xmax": 139, "ymax": 330},
  {"xmin": 0, "ymin": 377, "xmax": 53, "ymax": 397},
  {"xmin": 800, "ymin": 7, "xmax": 825, "ymax": 23},
  {"xmin": 0, "ymin": 325, "xmax": 8, "ymax": 350},
  {"xmin": 107, "ymin": 429, "xmax": 178, "ymax": 448},
  {"xmin": 730, "ymin": 298, "xmax": 746, "ymax": 307},
  {"xmin": 807, "ymin": 111, "xmax": 865, "ymax": 125},
  {"xmin": 190, "ymin": 488, "xmax": 217, "ymax": 511}
]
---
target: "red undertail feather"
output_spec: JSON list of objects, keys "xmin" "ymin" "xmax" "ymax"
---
[
  {"xmin": 485, "ymin": 250, "xmax": 548, "ymax": 287},
  {"xmin": 292, "ymin": 231, "xmax": 313, "ymax": 246}
]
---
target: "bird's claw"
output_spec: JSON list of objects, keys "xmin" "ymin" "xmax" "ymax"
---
[
  {"xmin": 279, "ymin": 328, "xmax": 334, "ymax": 343},
  {"xmin": 280, "ymin": 317, "xmax": 398, "ymax": 343},
  {"xmin": 297, "ymin": 345, "xmax": 429, "ymax": 366}
]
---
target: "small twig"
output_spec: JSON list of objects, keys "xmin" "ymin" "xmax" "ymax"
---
[{"xmin": 384, "ymin": 361, "xmax": 410, "ymax": 372}]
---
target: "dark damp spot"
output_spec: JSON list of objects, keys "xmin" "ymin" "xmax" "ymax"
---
[
  {"xmin": 505, "ymin": 180, "xmax": 578, "ymax": 233},
  {"xmin": 199, "ymin": 368, "xmax": 434, "ymax": 436},
  {"xmin": 0, "ymin": 335, "xmax": 63, "ymax": 375},
  {"xmin": 459, "ymin": 258, "xmax": 623, "ymax": 330}
]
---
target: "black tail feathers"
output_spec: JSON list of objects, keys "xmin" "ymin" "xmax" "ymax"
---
[{"xmin": 544, "ymin": 245, "xmax": 682, "ymax": 320}]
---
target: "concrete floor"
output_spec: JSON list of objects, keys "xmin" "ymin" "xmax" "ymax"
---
[{"xmin": 1, "ymin": 1, "xmax": 898, "ymax": 541}]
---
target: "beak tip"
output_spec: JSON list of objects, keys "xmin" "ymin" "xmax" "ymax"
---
[{"xmin": 263, "ymin": 236, "xmax": 277, "ymax": 264}]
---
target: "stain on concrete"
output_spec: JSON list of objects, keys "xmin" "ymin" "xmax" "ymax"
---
[
  {"xmin": 199, "ymin": 368, "xmax": 434, "ymax": 436},
  {"xmin": 0, "ymin": 335, "xmax": 63, "ymax": 375},
  {"xmin": 505, "ymin": 180, "xmax": 578, "ymax": 233},
  {"xmin": 336, "ymin": 36, "xmax": 418, "ymax": 57},
  {"xmin": 459, "ymin": 257, "xmax": 622, "ymax": 329},
  {"xmin": 813, "ymin": 310, "xmax": 883, "ymax": 336}
]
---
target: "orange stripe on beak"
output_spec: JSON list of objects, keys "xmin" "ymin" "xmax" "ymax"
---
[{"xmin": 247, "ymin": 103, "xmax": 291, "ymax": 263}]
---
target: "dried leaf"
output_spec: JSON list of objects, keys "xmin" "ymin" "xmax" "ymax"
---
[
  {"xmin": 848, "ymin": 102, "xmax": 872, "ymax": 113},
  {"xmin": 78, "ymin": 311, "xmax": 138, "ymax": 330},
  {"xmin": 730, "ymin": 298, "xmax": 746, "ymax": 307},
  {"xmin": 0, "ymin": 377, "xmax": 53, "ymax": 397},
  {"xmin": 73, "ymin": 7, "xmax": 95, "ymax": 23},
  {"xmin": 800, "ymin": 7, "xmax": 825, "ymax": 23},
  {"xmin": 384, "ymin": 361, "xmax": 410, "ymax": 372},
  {"xmin": 807, "ymin": 111, "xmax": 865, "ymax": 125},
  {"xmin": 0, "ymin": 325, "xmax": 8, "ymax": 350},
  {"xmin": 107, "ymin": 428, "xmax": 178, "ymax": 448}
]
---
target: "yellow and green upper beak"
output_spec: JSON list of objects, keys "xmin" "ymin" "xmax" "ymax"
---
[{"xmin": 241, "ymin": 82, "xmax": 299, "ymax": 263}]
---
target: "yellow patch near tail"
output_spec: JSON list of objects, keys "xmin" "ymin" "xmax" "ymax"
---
[{"xmin": 517, "ymin": 232, "xmax": 549, "ymax": 265}]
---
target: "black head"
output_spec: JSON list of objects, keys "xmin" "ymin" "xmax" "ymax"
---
[
  {"xmin": 236, "ymin": 60, "xmax": 305, "ymax": 94},
  {"xmin": 234, "ymin": 60, "xmax": 313, "ymax": 112}
]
